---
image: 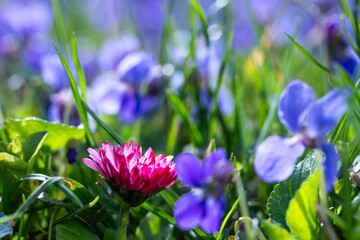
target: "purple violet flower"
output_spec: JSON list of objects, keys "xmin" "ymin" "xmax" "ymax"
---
[
  {"xmin": 40, "ymin": 53, "xmax": 70, "ymax": 91},
  {"xmin": 254, "ymin": 80, "xmax": 348, "ymax": 191},
  {"xmin": 0, "ymin": 0, "xmax": 52, "ymax": 39},
  {"xmin": 117, "ymin": 51, "xmax": 159, "ymax": 85},
  {"xmin": 174, "ymin": 148, "xmax": 233, "ymax": 234},
  {"xmin": 48, "ymin": 89, "xmax": 81, "ymax": 126},
  {"xmin": 97, "ymin": 35, "xmax": 140, "ymax": 71}
]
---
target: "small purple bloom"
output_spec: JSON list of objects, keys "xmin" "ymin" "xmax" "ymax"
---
[
  {"xmin": 67, "ymin": 147, "xmax": 77, "ymax": 164},
  {"xmin": 254, "ymin": 80, "xmax": 348, "ymax": 191},
  {"xmin": 129, "ymin": 0, "xmax": 165, "ymax": 52},
  {"xmin": 48, "ymin": 89, "xmax": 81, "ymax": 126},
  {"xmin": 117, "ymin": 51, "xmax": 159, "ymax": 85},
  {"xmin": 40, "ymin": 53, "xmax": 70, "ymax": 91},
  {"xmin": 97, "ymin": 35, "xmax": 140, "ymax": 71},
  {"xmin": 0, "ymin": 0, "xmax": 52, "ymax": 39},
  {"xmin": 22, "ymin": 34, "xmax": 51, "ymax": 70},
  {"xmin": 87, "ymin": 72, "xmax": 128, "ymax": 115},
  {"xmin": 174, "ymin": 148, "xmax": 232, "ymax": 234}
]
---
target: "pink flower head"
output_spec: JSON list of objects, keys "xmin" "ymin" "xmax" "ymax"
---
[{"xmin": 83, "ymin": 141, "xmax": 177, "ymax": 206}]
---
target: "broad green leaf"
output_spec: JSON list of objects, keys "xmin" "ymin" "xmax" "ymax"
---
[
  {"xmin": 262, "ymin": 221, "xmax": 294, "ymax": 240},
  {"xmin": 0, "ymin": 152, "xmax": 27, "ymax": 173},
  {"xmin": 56, "ymin": 219, "xmax": 100, "ymax": 240},
  {"xmin": 0, "ymin": 212, "xmax": 12, "ymax": 238},
  {"xmin": 103, "ymin": 229, "xmax": 117, "ymax": 240},
  {"xmin": 267, "ymin": 151, "xmax": 317, "ymax": 227},
  {"xmin": 7, "ymin": 136, "xmax": 23, "ymax": 159},
  {"xmin": 135, "ymin": 213, "xmax": 174, "ymax": 240},
  {"xmin": 22, "ymin": 132, "xmax": 48, "ymax": 162},
  {"xmin": 4, "ymin": 118, "xmax": 85, "ymax": 151},
  {"xmin": 286, "ymin": 171, "xmax": 320, "ymax": 240},
  {"xmin": 22, "ymin": 132, "xmax": 48, "ymax": 173}
]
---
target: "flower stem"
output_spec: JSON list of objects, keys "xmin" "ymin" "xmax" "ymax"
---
[
  {"xmin": 117, "ymin": 203, "xmax": 130, "ymax": 240},
  {"xmin": 234, "ymin": 171, "xmax": 255, "ymax": 240},
  {"xmin": 315, "ymin": 149, "xmax": 327, "ymax": 210}
]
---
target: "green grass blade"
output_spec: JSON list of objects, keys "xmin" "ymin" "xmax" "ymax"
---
[
  {"xmin": 53, "ymin": 41, "xmax": 96, "ymax": 148},
  {"xmin": 216, "ymin": 197, "xmax": 240, "ymax": 240},
  {"xmin": 253, "ymin": 89, "xmax": 280, "ymax": 150},
  {"xmin": 48, "ymin": 211, "xmax": 56, "ymax": 240},
  {"xmin": 160, "ymin": 190, "xmax": 176, "ymax": 207},
  {"xmin": 166, "ymin": 90, "xmax": 203, "ymax": 146},
  {"xmin": 84, "ymin": 102, "xmax": 125, "ymax": 145},
  {"xmin": 189, "ymin": 0, "xmax": 210, "ymax": 46},
  {"xmin": 4, "ymin": 174, "xmax": 84, "ymax": 211},
  {"xmin": 71, "ymin": 33, "xmax": 87, "ymax": 103},
  {"xmin": 51, "ymin": 195, "xmax": 99, "ymax": 226},
  {"xmin": 51, "ymin": 0, "xmax": 68, "ymax": 49},
  {"xmin": 160, "ymin": 0, "xmax": 175, "ymax": 64},
  {"xmin": 339, "ymin": 0, "xmax": 353, "ymax": 20},
  {"xmin": 141, "ymin": 202, "xmax": 175, "ymax": 224},
  {"xmin": 285, "ymin": 34, "xmax": 332, "ymax": 75},
  {"xmin": 208, "ymin": 25, "xmax": 233, "ymax": 141},
  {"xmin": 340, "ymin": 15, "xmax": 360, "ymax": 57},
  {"xmin": 352, "ymin": 0, "xmax": 360, "ymax": 50},
  {"xmin": 0, "ymin": 177, "xmax": 64, "ymax": 224}
]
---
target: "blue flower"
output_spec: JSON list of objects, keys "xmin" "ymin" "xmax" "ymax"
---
[
  {"xmin": 254, "ymin": 80, "xmax": 348, "ymax": 191},
  {"xmin": 174, "ymin": 148, "xmax": 232, "ymax": 234},
  {"xmin": 117, "ymin": 51, "xmax": 159, "ymax": 86}
]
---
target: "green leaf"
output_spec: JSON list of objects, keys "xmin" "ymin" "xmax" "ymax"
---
[
  {"xmin": 208, "ymin": 25, "xmax": 233, "ymax": 141},
  {"xmin": 22, "ymin": 132, "xmax": 48, "ymax": 163},
  {"xmin": 103, "ymin": 229, "xmax": 117, "ymax": 240},
  {"xmin": 217, "ymin": 197, "xmax": 240, "ymax": 240},
  {"xmin": 285, "ymin": 34, "xmax": 332, "ymax": 75},
  {"xmin": 7, "ymin": 136, "xmax": 23, "ymax": 159},
  {"xmin": 0, "ymin": 176, "xmax": 64, "ymax": 224},
  {"xmin": 135, "ymin": 213, "xmax": 174, "ymax": 240},
  {"xmin": 23, "ymin": 132, "xmax": 49, "ymax": 173},
  {"xmin": 4, "ymin": 118, "xmax": 85, "ymax": 152},
  {"xmin": 189, "ymin": 0, "xmax": 209, "ymax": 46},
  {"xmin": 71, "ymin": 33, "xmax": 87, "ymax": 103},
  {"xmin": 262, "ymin": 221, "xmax": 294, "ymax": 240},
  {"xmin": 0, "ymin": 152, "xmax": 27, "ymax": 173},
  {"xmin": 84, "ymin": 103, "xmax": 124, "ymax": 145},
  {"xmin": 56, "ymin": 219, "xmax": 100, "ymax": 240},
  {"xmin": 51, "ymin": 0, "xmax": 68, "ymax": 49},
  {"xmin": 0, "ymin": 212, "xmax": 12, "ymax": 238},
  {"xmin": 267, "ymin": 151, "xmax": 317, "ymax": 227},
  {"xmin": 286, "ymin": 171, "xmax": 320, "ymax": 240},
  {"xmin": 53, "ymin": 41, "xmax": 96, "ymax": 148}
]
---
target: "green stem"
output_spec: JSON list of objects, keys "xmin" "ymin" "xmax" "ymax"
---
[
  {"xmin": 117, "ymin": 203, "xmax": 130, "ymax": 240},
  {"xmin": 235, "ymin": 172, "xmax": 255, "ymax": 240},
  {"xmin": 315, "ymin": 149, "xmax": 327, "ymax": 210}
]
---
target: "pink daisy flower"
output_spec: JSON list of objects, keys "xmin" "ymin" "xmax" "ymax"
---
[{"xmin": 83, "ymin": 140, "xmax": 177, "ymax": 206}]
